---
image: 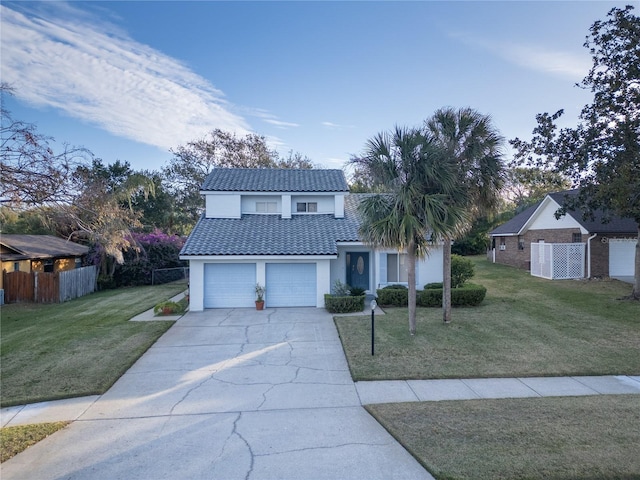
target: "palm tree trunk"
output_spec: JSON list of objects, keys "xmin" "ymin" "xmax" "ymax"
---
[
  {"xmin": 408, "ymin": 240, "xmax": 417, "ymax": 335},
  {"xmin": 443, "ymin": 237, "xmax": 452, "ymax": 323}
]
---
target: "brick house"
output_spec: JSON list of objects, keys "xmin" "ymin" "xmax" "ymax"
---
[{"xmin": 489, "ymin": 191, "xmax": 637, "ymax": 279}]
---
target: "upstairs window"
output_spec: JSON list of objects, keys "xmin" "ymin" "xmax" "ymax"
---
[
  {"xmin": 296, "ymin": 202, "xmax": 317, "ymax": 213},
  {"xmin": 256, "ymin": 201, "xmax": 277, "ymax": 213}
]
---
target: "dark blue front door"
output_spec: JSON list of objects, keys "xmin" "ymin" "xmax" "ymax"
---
[{"xmin": 346, "ymin": 252, "xmax": 369, "ymax": 291}]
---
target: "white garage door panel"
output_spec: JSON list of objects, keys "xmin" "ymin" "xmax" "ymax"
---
[
  {"xmin": 204, "ymin": 263, "xmax": 256, "ymax": 308},
  {"xmin": 609, "ymin": 239, "xmax": 636, "ymax": 277},
  {"xmin": 266, "ymin": 263, "xmax": 316, "ymax": 307}
]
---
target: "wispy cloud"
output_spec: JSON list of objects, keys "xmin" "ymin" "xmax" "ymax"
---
[
  {"xmin": 247, "ymin": 108, "xmax": 299, "ymax": 129},
  {"xmin": 451, "ymin": 32, "xmax": 590, "ymax": 80},
  {"xmin": 264, "ymin": 118, "xmax": 300, "ymax": 129},
  {"xmin": 322, "ymin": 121, "xmax": 355, "ymax": 129},
  {"xmin": 0, "ymin": 3, "xmax": 250, "ymax": 150}
]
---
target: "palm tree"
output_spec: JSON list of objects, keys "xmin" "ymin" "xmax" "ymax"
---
[
  {"xmin": 426, "ymin": 107, "xmax": 505, "ymax": 323},
  {"xmin": 351, "ymin": 126, "xmax": 467, "ymax": 335}
]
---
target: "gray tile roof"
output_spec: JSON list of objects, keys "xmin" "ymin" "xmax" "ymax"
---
[
  {"xmin": 201, "ymin": 168, "xmax": 349, "ymax": 192},
  {"xmin": 181, "ymin": 194, "xmax": 364, "ymax": 256}
]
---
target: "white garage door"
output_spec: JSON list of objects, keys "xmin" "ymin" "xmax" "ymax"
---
[
  {"xmin": 204, "ymin": 263, "xmax": 256, "ymax": 308},
  {"xmin": 266, "ymin": 263, "xmax": 317, "ymax": 307},
  {"xmin": 609, "ymin": 239, "xmax": 636, "ymax": 277}
]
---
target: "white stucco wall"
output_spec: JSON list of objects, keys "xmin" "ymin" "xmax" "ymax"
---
[
  {"xmin": 334, "ymin": 194, "xmax": 345, "ymax": 218},
  {"xmin": 241, "ymin": 195, "xmax": 283, "ymax": 214},
  {"xmin": 188, "ymin": 260, "xmax": 205, "ymax": 311},
  {"xmin": 206, "ymin": 194, "xmax": 241, "ymax": 219},
  {"xmin": 317, "ymin": 259, "xmax": 331, "ymax": 308}
]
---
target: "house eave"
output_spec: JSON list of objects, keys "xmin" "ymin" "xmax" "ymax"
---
[{"xmin": 180, "ymin": 254, "xmax": 338, "ymax": 261}]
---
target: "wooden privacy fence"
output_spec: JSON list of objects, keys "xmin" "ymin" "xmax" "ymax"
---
[{"xmin": 2, "ymin": 266, "xmax": 97, "ymax": 304}]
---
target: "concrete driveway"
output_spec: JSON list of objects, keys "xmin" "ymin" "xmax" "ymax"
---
[{"xmin": 1, "ymin": 308, "xmax": 432, "ymax": 480}]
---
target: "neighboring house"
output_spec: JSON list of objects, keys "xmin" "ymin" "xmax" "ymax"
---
[
  {"xmin": 489, "ymin": 190, "xmax": 637, "ymax": 279},
  {"xmin": 0, "ymin": 234, "xmax": 90, "ymax": 292},
  {"xmin": 180, "ymin": 168, "xmax": 443, "ymax": 310}
]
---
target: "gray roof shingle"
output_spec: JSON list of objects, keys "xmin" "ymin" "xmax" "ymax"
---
[
  {"xmin": 490, "ymin": 202, "xmax": 541, "ymax": 235},
  {"xmin": 201, "ymin": 168, "xmax": 349, "ymax": 192},
  {"xmin": 180, "ymin": 194, "xmax": 363, "ymax": 256}
]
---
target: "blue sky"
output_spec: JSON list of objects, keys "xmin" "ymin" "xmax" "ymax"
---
[{"xmin": 1, "ymin": 1, "xmax": 632, "ymax": 174}]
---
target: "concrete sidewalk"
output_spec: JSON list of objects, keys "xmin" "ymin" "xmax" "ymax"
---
[{"xmin": 4, "ymin": 375, "xmax": 640, "ymax": 427}]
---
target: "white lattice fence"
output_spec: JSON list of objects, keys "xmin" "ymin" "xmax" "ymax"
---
[{"xmin": 530, "ymin": 243, "xmax": 585, "ymax": 280}]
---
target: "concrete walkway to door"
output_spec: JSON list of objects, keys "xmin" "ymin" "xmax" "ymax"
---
[{"xmin": 1, "ymin": 308, "xmax": 433, "ymax": 480}]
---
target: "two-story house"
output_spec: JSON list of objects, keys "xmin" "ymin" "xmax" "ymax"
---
[{"xmin": 180, "ymin": 168, "xmax": 443, "ymax": 310}]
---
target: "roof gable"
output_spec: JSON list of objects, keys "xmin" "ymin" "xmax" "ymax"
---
[
  {"xmin": 549, "ymin": 190, "xmax": 637, "ymax": 234},
  {"xmin": 523, "ymin": 196, "xmax": 584, "ymax": 233},
  {"xmin": 201, "ymin": 168, "xmax": 349, "ymax": 193}
]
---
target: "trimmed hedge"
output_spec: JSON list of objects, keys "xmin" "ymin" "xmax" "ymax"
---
[
  {"xmin": 376, "ymin": 283, "xmax": 487, "ymax": 308},
  {"xmin": 376, "ymin": 288, "xmax": 408, "ymax": 307},
  {"xmin": 324, "ymin": 294, "xmax": 365, "ymax": 313}
]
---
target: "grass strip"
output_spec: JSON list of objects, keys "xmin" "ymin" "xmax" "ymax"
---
[
  {"xmin": 0, "ymin": 283, "xmax": 185, "ymax": 407},
  {"xmin": 335, "ymin": 258, "xmax": 640, "ymax": 380},
  {"xmin": 367, "ymin": 395, "xmax": 640, "ymax": 480},
  {"xmin": 1, "ymin": 422, "xmax": 70, "ymax": 463}
]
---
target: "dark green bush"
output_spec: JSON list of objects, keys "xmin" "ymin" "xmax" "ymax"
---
[
  {"xmin": 424, "ymin": 282, "xmax": 443, "ymax": 290},
  {"xmin": 383, "ymin": 284, "xmax": 407, "ymax": 289},
  {"xmin": 377, "ymin": 283, "xmax": 487, "ymax": 308},
  {"xmin": 376, "ymin": 288, "xmax": 408, "ymax": 306},
  {"xmin": 349, "ymin": 286, "xmax": 366, "ymax": 296},
  {"xmin": 452, "ymin": 283, "xmax": 486, "ymax": 306},
  {"xmin": 97, "ymin": 275, "xmax": 117, "ymax": 290},
  {"xmin": 417, "ymin": 289, "xmax": 441, "ymax": 307},
  {"xmin": 324, "ymin": 294, "xmax": 365, "ymax": 313},
  {"xmin": 418, "ymin": 283, "xmax": 487, "ymax": 307},
  {"xmin": 451, "ymin": 254, "xmax": 475, "ymax": 288}
]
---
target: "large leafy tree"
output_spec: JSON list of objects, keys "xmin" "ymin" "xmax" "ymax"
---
[
  {"xmin": 426, "ymin": 107, "xmax": 505, "ymax": 323},
  {"xmin": 351, "ymin": 126, "xmax": 467, "ymax": 335},
  {"xmin": 164, "ymin": 129, "xmax": 314, "ymax": 227},
  {"xmin": 504, "ymin": 166, "xmax": 572, "ymax": 212},
  {"xmin": 511, "ymin": 5, "xmax": 640, "ymax": 299}
]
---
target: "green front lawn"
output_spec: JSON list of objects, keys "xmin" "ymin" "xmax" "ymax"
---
[
  {"xmin": 0, "ymin": 283, "xmax": 185, "ymax": 407},
  {"xmin": 368, "ymin": 395, "xmax": 640, "ymax": 480},
  {"xmin": 335, "ymin": 258, "xmax": 639, "ymax": 380}
]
